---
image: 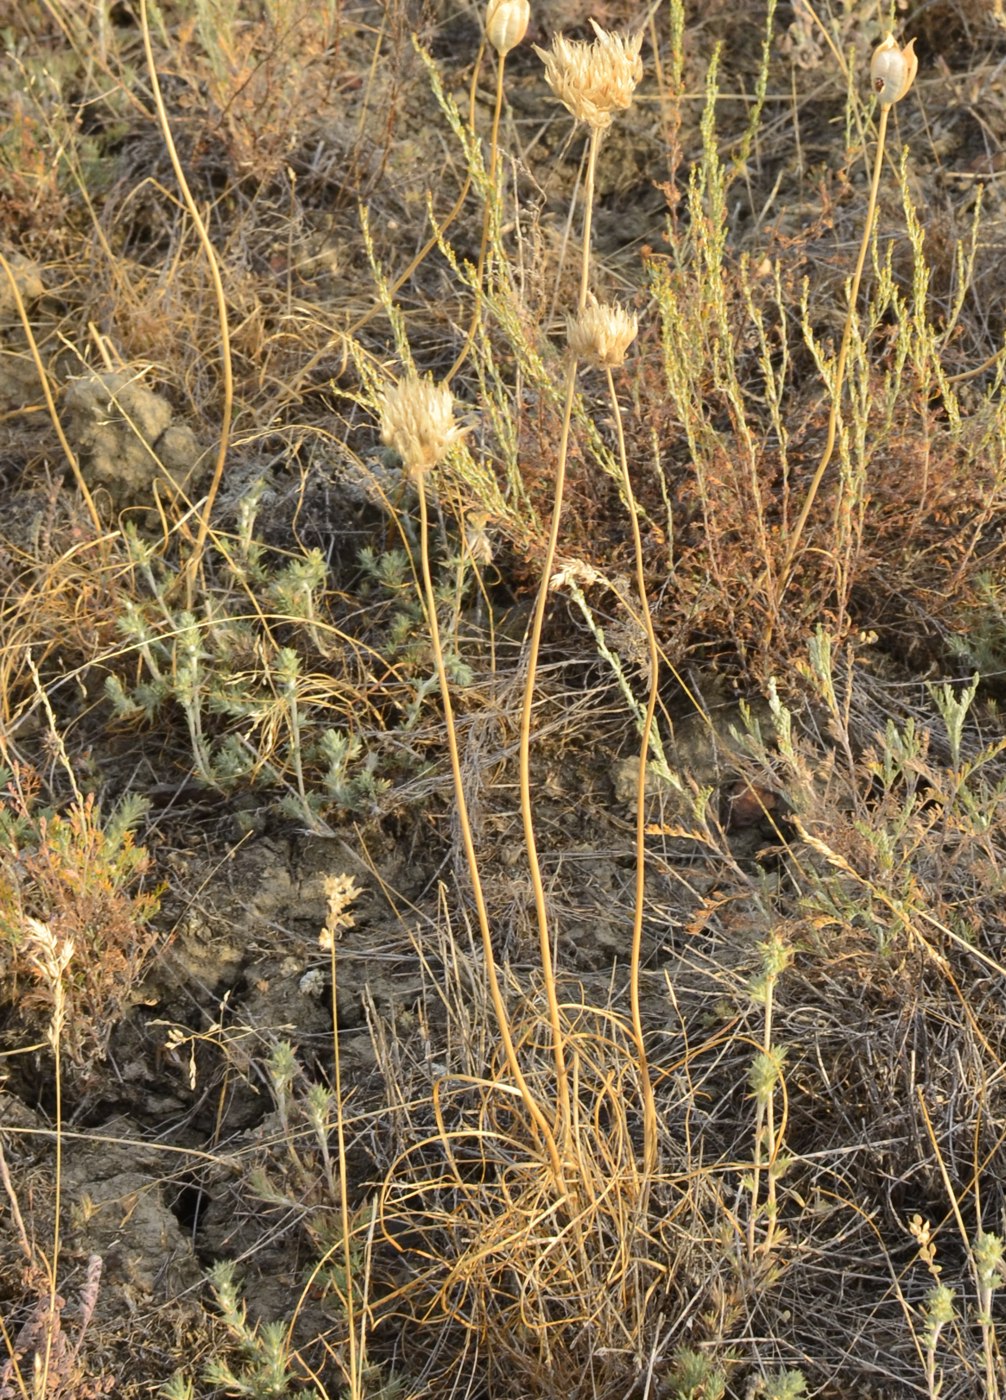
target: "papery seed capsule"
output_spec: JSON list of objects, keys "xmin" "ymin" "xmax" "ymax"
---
[
  {"xmin": 486, "ymin": 0, "xmax": 530, "ymax": 56},
  {"xmin": 379, "ymin": 375, "xmax": 463, "ymax": 478},
  {"xmin": 534, "ymin": 22, "xmax": 643, "ymax": 131},
  {"xmin": 870, "ymin": 33, "xmax": 918, "ymax": 106},
  {"xmin": 566, "ymin": 295, "xmax": 638, "ymax": 368}
]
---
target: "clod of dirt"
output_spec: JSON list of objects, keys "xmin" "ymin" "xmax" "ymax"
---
[
  {"xmin": 0, "ymin": 353, "xmax": 42, "ymax": 414},
  {"xmin": 0, "ymin": 252, "xmax": 44, "ymax": 318},
  {"xmin": 0, "ymin": 1098, "xmax": 202, "ymax": 1344},
  {"xmin": 156, "ymin": 422, "xmax": 203, "ymax": 481},
  {"xmin": 0, "ymin": 255, "xmax": 47, "ymax": 412},
  {"xmin": 59, "ymin": 1115, "xmax": 203, "ymax": 1305},
  {"xmin": 63, "ymin": 369, "xmax": 202, "ymax": 509}
]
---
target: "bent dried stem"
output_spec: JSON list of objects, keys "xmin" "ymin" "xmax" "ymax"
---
[
  {"xmin": 606, "ymin": 364, "xmax": 658, "ymax": 1176},
  {"xmin": 139, "ymin": 0, "xmax": 233, "ymax": 610},
  {"xmin": 416, "ymin": 474, "xmax": 565, "ymax": 1186},
  {"xmin": 0, "ymin": 254, "xmax": 101, "ymax": 534},
  {"xmin": 518, "ymin": 124, "xmax": 603, "ymax": 1152},
  {"xmin": 780, "ymin": 101, "xmax": 891, "ymax": 592}
]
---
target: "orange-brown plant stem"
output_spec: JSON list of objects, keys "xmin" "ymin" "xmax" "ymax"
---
[
  {"xmin": 447, "ymin": 51, "xmax": 508, "ymax": 383},
  {"xmin": 606, "ymin": 364, "xmax": 658, "ymax": 1176},
  {"xmin": 349, "ymin": 45, "xmax": 486, "ymax": 341},
  {"xmin": 0, "ymin": 255, "xmax": 101, "ymax": 534},
  {"xmin": 329, "ymin": 935, "xmax": 361, "ymax": 1400},
  {"xmin": 417, "ymin": 473, "xmax": 565, "ymax": 1186},
  {"xmin": 139, "ymin": 0, "xmax": 233, "ymax": 610},
  {"xmin": 41, "ymin": 993, "xmax": 63, "ymax": 1397},
  {"xmin": 519, "ymin": 124, "xmax": 602, "ymax": 1148},
  {"xmin": 780, "ymin": 103, "xmax": 890, "ymax": 593}
]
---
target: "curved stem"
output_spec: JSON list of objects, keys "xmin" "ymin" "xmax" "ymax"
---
[
  {"xmin": 350, "ymin": 45, "xmax": 487, "ymax": 341},
  {"xmin": 0, "ymin": 255, "xmax": 101, "ymax": 534},
  {"xmin": 417, "ymin": 475, "xmax": 565, "ymax": 1187},
  {"xmin": 780, "ymin": 103, "xmax": 890, "ymax": 591},
  {"xmin": 519, "ymin": 357, "xmax": 576, "ymax": 1145},
  {"xmin": 518, "ymin": 124, "xmax": 602, "ymax": 1148},
  {"xmin": 447, "ymin": 52, "xmax": 507, "ymax": 384},
  {"xmin": 607, "ymin": 364, "xmax": 658, "ymax": 1176},
  {"xmin": 140, "ymin": 0, "xmax": 233, "ymax": 611}
]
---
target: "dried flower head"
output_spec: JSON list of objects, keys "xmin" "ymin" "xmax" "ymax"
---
[
  {"xmin": 534, "ymin": 20, "xmax": 643, "ymax": 131},
  {"xmin": 319, "ymin": 873, "xmax": 362, "ymax": 951},
  {"xmin": 567, "ymin": 295, "xmax": 638, "ymax": 368},
  {"xmin": 379, "ymin": 374, "xmax": 462, "ymax": 477},
  {"xmin": 550, "ymin": 557, "xmax": 603, "ymax": 592},
  {"xmin": 464, "ymin": 509, "xmax": 494, "ymax": 566},
  {"xmin": 870, "ymin": 34, "xmax": 917, "ymax": 106},
  {"xmin": 24, "ymin": 916, "xmax": 74, "ymax": 1047},
  {"xmin": 486, "ymin": 0, "xmax": 530, "ymax": 56}
]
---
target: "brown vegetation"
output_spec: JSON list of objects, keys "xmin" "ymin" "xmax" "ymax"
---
[{"xmin": 2, "ymin": 2, "xmax": 1006, "ymax": 1398}]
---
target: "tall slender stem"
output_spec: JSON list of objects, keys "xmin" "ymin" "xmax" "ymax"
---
[
  {"xmin": 607, "ymin": 364, "xmax": 658, "ymax": 1176},
  {"xmin": 140, "ymin": 0, "xmax": 233, "ymax": 610},
  {"xmin": 447, "ymin": 53, "xmax": 508, "ymax": 383},
  {"xmin": 577, "ymin": 130, "xmax": 601, "ymax": 314},
  {"xmin": 329, "ymin": 938, "xmax": 360, "ymax": 1400},
  {"xmin": 0, "ymin": 255, "xmax": 101, "ymax": 534},
  {"xmin": 518, "ymin": 124, "xmax": 602, "ymax": 1147},
  {"xmin": 350, "ymin": 46, "xmax": 486, "ymax": 341},
  {"xmin": 780, "ymin": 103, "xmax": 890, "ymax": 591},
  {"xmin": 417, "ymin": 476, "xmax": 565, "ymax": 1186}
]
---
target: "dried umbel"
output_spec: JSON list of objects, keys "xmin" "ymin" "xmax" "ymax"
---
[
  {"xmin": 486, "ymin": 0, "xmax": 530, "ymax": 57},
  {"xmin": 534, "ymin": 20, "xmax": 643, "ymax": 131},
  {"xmin": 378, "ymin": 374, "xmax": 462, "ymax": 477},
  {"xmin": 567, "ymin": 295, "xmax": 638, "ymax": 368},
  {"xmin": 870, "ymin": 33, "xmax": 918, "ymax": 106}
]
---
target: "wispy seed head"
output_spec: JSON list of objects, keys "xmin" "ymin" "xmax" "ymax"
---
[
  {"xmin": 534, "ymin": 20, "xmax": 643, "ymax": 132},
  {"xmin": 567, "ymin": 295, "xmax": 638, "ymax": 368},
  {"xmin": 379, "ymin": 375, "xmax": 462, "ymax": 478},
  {"xmin": 486, "ymin": 0, "xmax": 530, "ymax": 57}
]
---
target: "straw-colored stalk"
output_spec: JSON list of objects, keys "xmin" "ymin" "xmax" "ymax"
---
[
  {"xmin": 519, "ymin": 22, "xmax": 643, "ymax": 1155},
  {"xmin": 606, "ymin": 380, "xmax": 658, "ymax": 1176},
  {"xmin": 447, "ymin": 0, "xmax": 530, "ymax": 381},
  {"xmin": 564, "ymin": 294, "xmax": 657, "ymax": 1174},
  {"xmin": 780, "ymin": 34, "xmax": 917, "ymax": 591},
  {"xmin": 0, "ymin": 255, "xmax": 102, "ymax": 535},
  {"xmin": 139, "ymin": 0, "xmax": 234, "ymax": 610},
  {"xmin": 379, "ymin": 375, "xmax": 565, "ymax": 1185},
  {"xmin": 25, "ymin": 919, "xmax": 74, "ymax": 1397}
]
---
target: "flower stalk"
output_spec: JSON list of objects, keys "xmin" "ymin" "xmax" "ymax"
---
[
  {"xmin": 520, "ymin": 24, "xmax": 643, "ymax": 1156},
  {"xmin": 780, "ymin": 33, "xmax": 917, "ymax": 591}
]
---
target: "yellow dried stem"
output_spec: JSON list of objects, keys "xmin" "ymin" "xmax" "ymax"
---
[{"xmin": 780, "ymin": 31, "xmax": 916, "ymax": 594}]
